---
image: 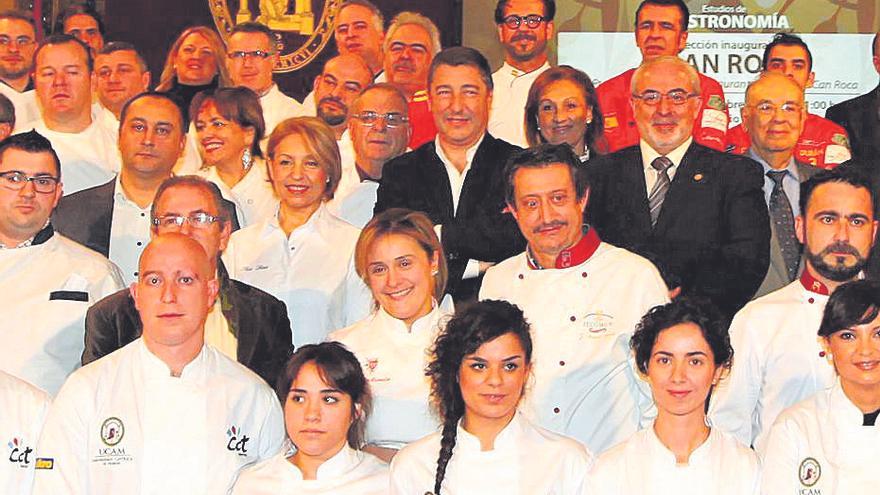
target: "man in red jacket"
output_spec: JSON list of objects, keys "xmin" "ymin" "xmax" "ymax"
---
[
  {"xmin": 726, "ymin": 33, "xmax": 851, "ymax": 169},
  {"xmin": 596, "ymin": 0, "xmax": 729, "ymax": 153}
]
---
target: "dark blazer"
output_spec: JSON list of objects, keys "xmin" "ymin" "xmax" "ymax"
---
[
  {"xmin": 52, "ymin": 178, "xmax": 241, "ymax": 257},
  {"xmin": 374, "ymin": 133, "xmax": 526, "ymax": 301},
  {"xmin": 82, "ymin": 262, "xmax": 293, "ymax": 386},
  {"xmin": 586, "ymin": 143, "xmax": 771, "ymax": 318},
  {"xmin": 826, "ymin": 85, "xmax": 880, "ymax": 162}
]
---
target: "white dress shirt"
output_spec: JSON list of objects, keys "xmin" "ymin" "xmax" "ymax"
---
[
  {"xmin": 327, "ymin": 179, "xmax": 379, "ymax": 228},
  {"xmin": 640, "ymin": 137, "xmax": 692, "ymax": 193},
  {"xmin": 0, "ymin": 371, "xmax": 50, "ymax": 495},
  {"xmin": 332, "ymin": 130, "xmax": 359, "ymax": 201},
  {"xmin": 708, "ymin": 278, "xmax": 835, "ymax": 451},
  {"xmin": 390, "ymin": 411, "xmax": 593, "ymax": 494},
  {"xmin": 0, "ymin": 231, "xmax": 123, "ymax": 395},
  {"xmin": 28, "ymin": 118, "xmax": 120, "ymax": 195},
  {"xmin": 32, "ymin": 339, "xmax": 285, "ymax": 494},
  {"xmin": 222, "ymin": 203, "xmax": 371, "ymax": 346},
  {"xmin": 260, "ymin": 84, "xmax": 304, "ymax": 138},
  {"xmin": 232, "ymin": 446, "xmax": 388, "ymax": 494},
  {"xmin": 761, "ymin": 380, "xmax": 879, "ymax": 494},
  {"xmin": 108, "ymin": 175, "xmax": 152, "ymax": 284},
  {"xmin": 0, "ymin": 82, "xmax": 38, "ymax": 134},
  {"xmin": 330, "ymin": 305, "xmax": 451, "ymax": 449},
  {"xmin": 479, "ymin": 241, "xmax": 669, "ymax": 454},
  {"xmin": 587, "ymin": 424, "xmax": 760, "ymax": 495},
  {"xmin": 195, "ymin": 157, "xmax": 277, "ymax": 227},
  {"xmin": 488, "ymin": 61, "xmax": 551, "ymax": 148}
]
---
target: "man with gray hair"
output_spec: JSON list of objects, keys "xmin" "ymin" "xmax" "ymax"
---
[{"xmin": 587, "ymin": 56, "xmax": 770, "ymax": 318}]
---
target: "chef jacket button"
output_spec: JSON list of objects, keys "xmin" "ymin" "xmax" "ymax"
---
[
  {"xmin": 134, "ymin": 271, "xmax": 138, "ymax": 277},
  {"xmin": 136, "ymin": 241, "xmax": 142, "ymax": 246},
  {"xmin": 140, "ymin": 212, "xmax": 146, "ymax": 217},
  {"xmin": 518, "ymin": 274, "xmax": 524, "ymax": 280},
  {"xmin": 819, "ymin": 351, "xmax": 826, "ymax": 358},
  {"xmin": 553, "ymin": 407, "xmax": 560, "ymax": 414},
  {"xmin": 247, "ymin": 199, "xmax": 254, "ymax": 204},
  {"xmin": 569, "ymin": 315, "xmax": 576, "ymax": 322},
  {"xmin": 581, "ymin": 272, "xmax": 587, "ymax": 278},
  {"xmin": 559, "ymin": 360, "xmax": 565, "ymax": 366},
  {"xmin": 808, "ymin": 297, "xmax": 815, "ymax": 304}
]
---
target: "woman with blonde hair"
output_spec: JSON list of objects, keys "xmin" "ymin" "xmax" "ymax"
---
[
  {"xmin": 156, "ymin": 26, "xmax": 230, "ymax": 115},
  {"xmin": 223, "ymin": 117, "xmax": 371, "ymax": 347},
  {"xmin": 330, "ymin": 208, "xmax": 452, "ymax": 462}
]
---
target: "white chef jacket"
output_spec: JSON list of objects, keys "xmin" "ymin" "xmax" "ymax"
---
[
  {"xmin": 0, "ymin": 231, "xmax": 123, "ymax": 395},
  {"xmin": 0, "ymin": 82, "xmax": 38, "ymax": 134},
  {"xmin": 231, "ymin": 445, "xmax": 388, "ymax": 494},
  {"xmin": 708, "ymin": 277, "xmax": 835, "ymax": 451},
  {"xmin": 760, "ymin": 380, "xmax": 879, "ymax": 494},
  {"xmin": 488, "ymin": 62, "xmax": 551, "ymax": 148},
  {"xmin": 329, "ymin": 305, "xmax": 451, "ymax": 449},
  {"xmin": 390, "ymin": 411, "xmax": 592, "ymax": 494},
  {"xmin": 0, "ymin": 371, "xmax": 50, "ymax": 495},
  {"xmin": 27, "ymin": 118, "xmax": 120, "ymax": 195},
  {"xmin": 32, "ymin": 339, "xmax": 285, "ymax": 495},
  {"xmin": 174, "ymin": 124, "xmax": 202, "ymax": 175},
  {"xmin": 222, "ymin": 203, "xmax": 371, "ymax": 346},
  {"xmin": 327, "ymin": 179, "xmax": 379, "ymax": 228},
  {"xmin": 588, "ymin": 424, "xmax": 760, "ymax": 495},
  {"xmin": 260, "ymin": 84, "xmax": 304, "ymax": 139},
  {"xmin": 92, "ymin": 104, "xmax": 120, "ymax": 145},
  {"xmin": 479, "ymin": 240, "xmax": 668, "ymax": 454},
  {"xmin": 195, "ymin": 157, "xmax": 277, "ymax": 227}
]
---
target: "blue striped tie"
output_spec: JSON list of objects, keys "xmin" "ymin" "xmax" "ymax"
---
[{"xmin": 648, "ymin": 156, "xmax": 672, "ymax": 226}]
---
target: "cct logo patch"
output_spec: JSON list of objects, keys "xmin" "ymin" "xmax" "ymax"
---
[
  {"xmin": 226, "ymin": 426, "xmax": 250, "ymax": 457},
  {"xmin": 7, "ymin": 437, "xmax": 34, "ymax": 468},
  {"xmin": 799, "ymin": 457, "xmax": 821, "ymax": 487}
]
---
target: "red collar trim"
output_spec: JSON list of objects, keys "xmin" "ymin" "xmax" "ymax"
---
[
  {"xmin": 527, "ymin": 227, "xmax": 602, "ymax": 270},
  {"xmin": 800, "ymin": 269, "xmax": 830, "ymax": 296}
]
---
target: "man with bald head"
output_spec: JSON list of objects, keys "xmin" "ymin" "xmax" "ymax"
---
[
  {"xmin": 742, "ymin": 73, "xmax": 820, "ymax": 296},
  {"xmin": 34, "ymin": 234, "xmax": 284, "ymax": 494},
  {"xmin": 587, "ymin": 56, "xmax": 770, "ymax": 318},
  {"xmin": 826, "ymin": 32, "xmax": 880, "ymax": 161}
]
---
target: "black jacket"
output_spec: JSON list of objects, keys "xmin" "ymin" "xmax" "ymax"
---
[
  {"xmin": 82, "ymin": 262, "xmax": 293, "ymax": 386},
  {"xmin": 826, "ymin": 84, "xmax": 880, "ymax": 162}
]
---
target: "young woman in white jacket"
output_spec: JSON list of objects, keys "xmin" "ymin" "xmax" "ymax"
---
[
  {"xmin": 761, "ymin": 280, "xmax": 880, "ymax": 494},
  {"xmin": 588, "ymin": 298, "xmax": 761, "ymax": 494}
]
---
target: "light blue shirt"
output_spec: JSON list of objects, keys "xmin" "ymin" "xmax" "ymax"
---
[{"xmin": 748, "ymin": 149, "xmax": 801, "ymax": 216}]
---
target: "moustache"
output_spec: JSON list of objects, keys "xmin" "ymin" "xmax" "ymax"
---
[
  {"xmin": 532, "ymin": 220, "xmax": 567, "ymax": 234},
  {"xmin": 318, "ymin": 96, "xmax": 347, "ymax": 110},
  {"xmin": 819, "ymin": 241, "xmax": 860, "ymax": 258},
  {"xmin": 511, "ymin": 32, "xmax": 536, "ymax": 43},
  {"xmin": 393, "ymin": 60, "xmax": 416, "ymax": 72}
]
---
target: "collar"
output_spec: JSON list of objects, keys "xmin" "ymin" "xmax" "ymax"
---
[
  {"xmin": 288, "ymin": 445, "xmax": 363, "ymax": 481},
  {"xmin": 828, "ymin": 378, "xmax": 870, "ymax": 429},
  {"xmin": 434, "ymin": 133, "xmax": 485, "ymax": 174},
  {"xmin": 746, "ymin": 149, "xmax": 800, "ymax": 180},
  {"xmin": 647, "ymin": 421, "xmax": 717, "ymax": 467},
  {"xmin": 138, "ymin": 337, "xmax": 208, "ymax": 380},
  {"xmin": 374, "ymin": 302, "xmax": 445, "ymax": 335},
  {"xmin": 455, "ymin": 410, "xmax": 527, "ymax": 453},
  {"xmin": 411, "ymin": 89, "xmax": 429, "ymax": 103},
  {"xmin": 0, "ymin": 77, "xmax": 32, "ymax": 93},
  {"xmin": 0, "ymin": 222, "xmax": 53, "ymax": 249},
  {"xmin": 499, "ymin": 61, "xmax": 551, "ymax": 79},
  {"xmin": 259, "ymin": 83, "xmax": 279, "ymax": 98},
  {"xmin": 355, "ymin": 163, "xmax": 380, "ymax": 183},
  {"xmin": 640, "ymin": 137, "xmax": 692, "ymax": 172},
  {"xmin": 800, "ymin": 269, "xmax": 831, "ymax": 296},
  {"xmin": 526, "ymin": 226, "xmax": 600, "ymax": 270},
  {"xmin": 267, "ymin": 201, "xmax": 327, "ymax": 239}
]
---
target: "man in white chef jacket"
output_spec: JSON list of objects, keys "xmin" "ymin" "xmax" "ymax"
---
[
  {"xmin": 479, "ymin": 143, "xmax": 669, "ymax": 454},
  {"xmin": 0, "ymin": 10, "xmax": 39, "ymax": 132},
  {"xmin": 26, "ymin": 34, "xmax": 118, "ymax": 195},
  {"xmin": 709, "ymin": 167, "xmax": 878, "ymax": 450},
  {"xmin": 33, "ymin": 234, "xmax": 285, "ymax": 494},
  {"xmin": 0, "ymin": 130, "xmax": 123, "ymax": 396},
  {"xmin": 0, "ymin": 370, "xmax": 49, "ymax": 495},
  {"xmin": 488, "ymin": 0, "xmax": 554, "ymax": 147}
]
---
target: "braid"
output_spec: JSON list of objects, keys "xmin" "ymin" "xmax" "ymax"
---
[{"xmin": 433, "ymin": 413, "xmax": 460, "ymax": 495}]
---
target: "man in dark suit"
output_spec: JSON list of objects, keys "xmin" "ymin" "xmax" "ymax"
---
[
  {"xmin": 825, "ymin": 33, "xmax": 880, "ymax": 162},
  {"xmin": 741, "ymin": 73, "xmax": 821, "ymax": 297},
  {"xmin": 374, "ymin": 46, "xmax": 525, "ymax": 301},
  {"xmin": 82, "ymin": 175, "xmax": 293, "ymax": 386},
  {"xmin": 587, "ymin": 56, "xmax": 770, "ymax": 318}
]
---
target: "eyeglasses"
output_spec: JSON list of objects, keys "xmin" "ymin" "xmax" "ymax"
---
[
  {"xmin": 631, "ymin": 90, "xmax": 698, "ymax": 106},
  {"xmin": 152, "ymin": 212, "xmax": 224, "ymax": 229},
  {"xmin": 501, "ymin": 14, "xmax": 546, "ymax": 30},
  {"xmin": 227, "ymin": 50, "xmax": 273, "ymax": 60},
  {"xmin": 352, "ymin": 111, "xmax": 410, "ymax": 128},
  {"xmin": 0, "ymin": 171, "xmax": 59, "ymax": 193},
  {"xmin": 749, "ymin": 102, "xmax": 802, "ymax": 117},
  {"xmin": 0, "ymin": 35, "xmax": 34, "ymax": 49}
]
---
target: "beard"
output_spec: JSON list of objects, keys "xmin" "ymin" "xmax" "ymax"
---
[
  {"xmin": 0, "ymin": 64, "xmax": 30, "ymax": 81},
  {"xmin": 806, "ymin": 241, "xmax": 867, "ymax": 282},
  {"xmin": 505, "ymin": 32, "xmax": 545, "ymax": 62},
  {"xmin": 317, "ymin": 96, "xmax": 347, "ymax": 127}
]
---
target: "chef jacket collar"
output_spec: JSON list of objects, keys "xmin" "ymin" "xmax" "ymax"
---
[
  {"xmin": 827, "ymin": 378, "xmax": 871, "ymax": 428},
  {"xmin": 646, "ymin": 420, "xmax": 717, "ymax": 467},
  {"xmin": 265, "ymin": 201, "xmax": 328, "ymax": 240},
  {"xmin": 526, "ymin": 226, "xmax": 600, "ymax": 270},
  {"xmin": 454, "ymin": 410, "xmax": 527, "ymax": 453},
  {"xmin": 800, "ymin": 269, "xmax": 831, "ymax": 295},
  {"xmin": 287, "ymin": 444, "xmax": 364, "ymax": 481},
  {"xmin": 0, "ymin": 222, "xmax": 53, "ymax": 249},
  {"xmin": 138, "ymin": 337, "xmax": 208, "ymax": 380},
  {"xmin": 375, "ymin": 301, "xmax": 442, "ymax": 335}
]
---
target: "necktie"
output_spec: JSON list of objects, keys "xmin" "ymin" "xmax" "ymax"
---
[
  {"xmin": 648, "ymin": 156, "xmax": 672, "ymax": 226},
  {"xmin": 767, "ymin": 170, "xmax": 800, "ymax": 280}
]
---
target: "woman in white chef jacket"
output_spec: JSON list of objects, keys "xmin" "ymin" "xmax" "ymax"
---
[
  {"xmin": 222, "ymin": 117, "xmax": 372, "ymax": 346},
  {"xmin": 390, "ymin": 300, "xmax": 593, "ymax": 494},
  {"xmin": 191, "ymin": 87, "xmax": 277, "ymax": 226},
  {"xmin": 232, "ymin": 341, "xmax": 388, "ymax": 493},
  {"xmin": 588, "ymin": 297, "xmax": 760, "ymax": 495},
  {"xmin": 761, "ymin": 280, "xmax": 880, "ymax": 494},
  {"xmin": 330, "ymin": 208, "xmax": 452, "ymax": 462}
]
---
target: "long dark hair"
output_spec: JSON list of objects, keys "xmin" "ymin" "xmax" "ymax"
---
[{"xmin": 425, "ymin": 300, "xmax": 533, "ymax": 494}]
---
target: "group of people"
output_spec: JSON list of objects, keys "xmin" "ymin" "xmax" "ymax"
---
[{"xmin": 0, "ymin": 0, "xmax": 878, "ymax": 493}]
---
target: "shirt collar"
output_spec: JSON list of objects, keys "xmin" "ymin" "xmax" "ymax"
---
[
  {"xmin": 640, "ymin": 137, "xmax": 692, "ymax": 172},
  {"xmin": 0, "ymin": 222, "xmax": 53, "ymax": 249},
  {"xmin": 499, "ymin": 61, "xmax": 552, "ymax": 79},
  {"xmin": 746, "ymin": 149, "xmax": 800, "ymax": 180},
  {"xmin": 434, "ymin": 133, "xmax": 485, "ymax": 174},
  {"xmin": 526, "ymin": 226, "xmax": 601, "ymax": 269},
  {"xmin": 800, "ymin": 269, "xmax": 831, "ymax": 296},
  {"xmin": 267, "ymin": 202, "xmax": 327, "ymax": 239}
]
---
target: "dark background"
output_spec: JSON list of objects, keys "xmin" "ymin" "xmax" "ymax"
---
[{"xmin": 101, "ymin": 0, "xmax": 462, "ymax": 101}]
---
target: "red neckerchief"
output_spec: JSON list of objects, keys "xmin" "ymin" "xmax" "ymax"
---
[
  {"xmin": 800, "ymin": 269, "xmax": 830, "ymax": 296},
  {"xmin": 526, "ymin": 227, "xmax": 601, "ymax": 270}
]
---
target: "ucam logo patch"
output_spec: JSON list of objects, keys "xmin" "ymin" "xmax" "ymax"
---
[{"xmin": 799, "ymin": 457, "xmax": 821, "ymax": 488}]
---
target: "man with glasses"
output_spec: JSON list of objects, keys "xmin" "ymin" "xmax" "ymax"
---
[
  {"xmin": 587, "ymin": 56, "xmax": 769, "ymax": 319},
  {"xmin": 92, "ymin": 42, "xmax": 151, "ymax": 143},
  {"xmin": 741, "ymin": 73, "xmax": 820, "ymax": 297},
  {"xmin": 488, "ymin": 0, "xmax": 554, "ymax": 147},
  {"xmin": 0, "ymin": 130, "xmax": 123, "ymax": 396},
  {"xmin": 226, "ymin": 22, "xmax": 303, "ymax": 140},
  {"xmin": 329, "ymin": 82, "xmax": 411, "ymax": 227},
  {"xmin": 597, "ymin": 0, "xmax": 729, "ymax": 153},
  {"xmin": 0, "ymin": 10, "xmax": 39, "ymax": 132},
  {"xmin": 81, "ymin": 175, "xmax": 293, "ymax": 387}
]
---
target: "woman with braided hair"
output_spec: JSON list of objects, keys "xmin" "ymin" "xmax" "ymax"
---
[{"xmin": 389, "ymin": 300, "xmax": 593, "ymax": 494}]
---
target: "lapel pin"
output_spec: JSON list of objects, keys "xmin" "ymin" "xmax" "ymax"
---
[{"xmin": 693, "ymin": 173, "xmax": 704, "ymax": 182}]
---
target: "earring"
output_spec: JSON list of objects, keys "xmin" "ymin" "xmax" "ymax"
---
[
  {"xmin": 431, "ymin": 270, "xmax": 439, "ymax": 276},
  {"xmin": 241, "ymin": 148, "xmax": 252, "ymax": 171}
]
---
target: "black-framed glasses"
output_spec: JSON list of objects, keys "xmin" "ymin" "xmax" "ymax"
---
[
  {"xmin": 502, "ymin": 14, "xmax": 545, "ymax": 30},
  {"xmin": 152, "ymin": 212, "xmax": 224, "ymax": 229},
  {"xmin": 631, "ymin": 90, "xmax": 698, "ymax": 106},
  {"xmin": 352, "ymin": 111, "xmax": 410, "ymax": 128},
  {"xmin": 227, "ymin": 50, "xmax": 273, "ymax": 60},
  {"xmin": 0, "ymin": 171, "xmax": 59, "ymax": 193}
]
